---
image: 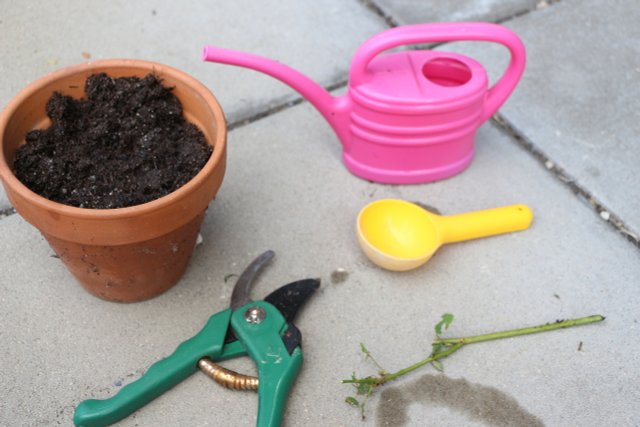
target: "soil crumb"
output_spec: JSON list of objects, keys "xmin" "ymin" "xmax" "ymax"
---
[
  {"xmin": 376, "ymin": 374, "xmax": 544, "ymax": 427},
  {"xmin": 14, "ymin": 73, "xmax": 212, "ymax": 209},
  {"xmin": 330, "ymin": 268, "xmax": 349, "ymax": 284}
]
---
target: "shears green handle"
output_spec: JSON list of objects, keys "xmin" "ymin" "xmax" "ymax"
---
[
  {"xmin": 74, "ymin": 308, "xmax": 237, "ymax": 427},
  {"xmin": 74, "ymin": 301, "xmax": 302, "ymax": 427},
  {"xmin": 230, "ymin": 301, "xmax": 303, "ymax": 427}
]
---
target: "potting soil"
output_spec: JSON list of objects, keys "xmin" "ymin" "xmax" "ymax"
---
[{"xmin": 14, "ymin": 73, "xmax": 212, "ymax": 209}]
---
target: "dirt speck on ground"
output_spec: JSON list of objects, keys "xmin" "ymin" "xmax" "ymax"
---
[{"xmin": 330, "ymin": 268, "xmax": 349, "ymax": 284}]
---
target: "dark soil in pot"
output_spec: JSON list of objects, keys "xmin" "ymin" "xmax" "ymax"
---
[{"xmin": 13, "ymin": 73, "xmax": 212, "ymax": 209}]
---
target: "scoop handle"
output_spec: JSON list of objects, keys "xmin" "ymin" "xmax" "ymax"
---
[{"xmin": 438, "ymin": 204, "xmax": 533, "ymax": 244}]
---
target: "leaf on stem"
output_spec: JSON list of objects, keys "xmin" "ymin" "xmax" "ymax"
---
[
  {"xmin": 431, "ymin": 360, "xmax": 444, "ymax": 372},
  {"xmin": 431, "ymin": 342, "xmax": 444, "ymax": 355},
  {"xmin": 356, "ymin": 382, "xmax": 369, "ymax": 395},
  {"xmin": 345, "ymin": 396, "xmax": 360, "ymax": 407},
  {"xmin": 360, "ymin": 342, "xmax": 388, "ymax": 375},
  {"xmin": 435, "ymin": 313, "xmax": 455, "ymax": 336},
  {"xmin": 360, "ymin": 342, "xmax": 369, "ymax": 355}
]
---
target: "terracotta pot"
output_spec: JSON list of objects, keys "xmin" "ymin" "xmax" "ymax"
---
[{"xmin": 0, "ymin": 59, "xmax": 227, "ymax": 302}]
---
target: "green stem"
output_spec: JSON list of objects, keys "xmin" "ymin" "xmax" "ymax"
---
[
  {"xmin": 380, "ymin": 342, "xmax": 463, "ymax": 384},
  {"xmin": 433, "ymin": 315, "xmax": 604, "ymax": 346},
  {"xmin": 342, "ymin": 343, "xmax": 464, "ymax": 387},
  {"xmin": 342, "ymin": 315, "xmax": 604, "ymax": 388}
]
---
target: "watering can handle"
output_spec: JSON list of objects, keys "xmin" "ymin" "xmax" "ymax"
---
[{"xmin": 350, "ymin": 22, "xmax": 526, "ymax": 121}]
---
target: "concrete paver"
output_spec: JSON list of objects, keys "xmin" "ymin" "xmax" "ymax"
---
[
  {"xmin": 2, "ymin": 97, "xmax": 639, "ymax": 426},
  {"xmin": 439, "ymin": 0, "xmax": 640, "ymax": 236},
  {"xmin": 374, "ymin": 0, "xmax": 540, "ymax": 25}
]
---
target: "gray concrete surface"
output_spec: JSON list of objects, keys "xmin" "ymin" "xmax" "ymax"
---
[{"xmin": 1, "ymin": 1, "xmax": 639, "ymax": 426}]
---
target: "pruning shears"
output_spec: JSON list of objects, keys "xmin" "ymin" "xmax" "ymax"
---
[{"xmin": 74, "ymin": 250, "xmax": 320, "ymax": 427}]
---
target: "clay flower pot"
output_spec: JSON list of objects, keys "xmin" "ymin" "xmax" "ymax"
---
[{"xmin": 0, "ymin": 59, "xmax": 226, "ymax": 302}]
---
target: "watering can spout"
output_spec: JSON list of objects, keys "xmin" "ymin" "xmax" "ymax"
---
[{"xmin": 202, "ymin": 46, "xmax": 348, "ymax": 140}]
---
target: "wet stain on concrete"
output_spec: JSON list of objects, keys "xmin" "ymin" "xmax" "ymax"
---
[{"xmin": 376, "ymin": 374, "xmax": 544, "ymax": 427}]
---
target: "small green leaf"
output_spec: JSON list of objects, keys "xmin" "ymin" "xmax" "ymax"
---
[
  {"xmin": 357, "ymin": 382, "xmax": 372, "ymax": 396},
  {"xmin": 360, "ymin": 342, "xmax": 369, "ymax": 355},
  {"xmin": 431, "ymin": 342, "xmax": 444, "ymax": 356},
  {"xmin": 346, "ymin": 396, "xmax": 360, "ymax": 407},
  {"xmin": 431, "ymin": 360, "xmax": 444, "ymax": 372},
  {"xmin": 435, "ymin": 313, "xmax": 455, "ymax": 336}
]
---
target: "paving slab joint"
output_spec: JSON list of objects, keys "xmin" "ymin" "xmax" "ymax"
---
[
  {"xmin": 494, "ymin": 0, "xmax": 565, "ymax": 24},
  {"xmin": 357, "ymin": 0, "xmax": 399, "ymax": 28},
  {"xmin": 360, "ymin": 0, "xmax": 564, "ymax": 28},
  {"xmin": 493, "ymin": 113, "xmax": 640, "ymax": 248},
  {"xmin": 355, "ymin": 0, "xmax": 563, "ymax": 52}
]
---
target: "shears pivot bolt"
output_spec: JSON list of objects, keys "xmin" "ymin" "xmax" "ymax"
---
[{"xmin": 245, "ymin": 306, "xmax": 266, "ymax": 324}]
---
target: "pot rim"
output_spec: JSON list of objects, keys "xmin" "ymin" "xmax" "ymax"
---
[{"xmin": 0, "ymin": 58, "xmax": 226, "ymax": 219}]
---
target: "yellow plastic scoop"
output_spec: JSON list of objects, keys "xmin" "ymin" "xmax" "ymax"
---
[{"xmin": 357, "ymin": 199, "xmax": 533, "ymax": 271}]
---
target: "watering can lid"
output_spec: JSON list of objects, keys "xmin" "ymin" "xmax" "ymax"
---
[{"xmin": 351, "ymin": 50, "xmax": 488, "ymax": 106}]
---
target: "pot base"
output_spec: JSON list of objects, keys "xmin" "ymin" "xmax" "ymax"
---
[{"xmin": 44, "ymin": 212, "xmax": 206, "ymax": 302}]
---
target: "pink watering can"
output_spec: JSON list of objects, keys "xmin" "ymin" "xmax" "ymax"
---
[{"xmin": 202, "ymin": 22, "xmax": 525, "ymax": 184}]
